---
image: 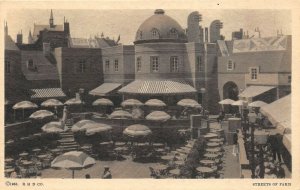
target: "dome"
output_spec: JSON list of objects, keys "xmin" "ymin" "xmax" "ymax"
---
[{"xmin": 134, "ymin": 9, "xmax": 187, "ymax": 44}]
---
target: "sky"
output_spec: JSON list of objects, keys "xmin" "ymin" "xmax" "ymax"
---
[{"xmin": 5, "ymin": 9, "xmax": 291, "ymax": 44}]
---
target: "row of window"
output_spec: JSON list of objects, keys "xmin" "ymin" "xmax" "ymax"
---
[{"xmin": 136, "ymin": 28, "xmax": 179, "ymax": 40}]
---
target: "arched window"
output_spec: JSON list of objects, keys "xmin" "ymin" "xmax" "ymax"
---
[
  {"xmin": 169, "ymin": 28, "xmax": 178, "ymax": 38},
  {"xmin": 151, "ymin": 28, "xmax": 160, "ymax": 39},
  {"xmin": 136, "ymin": 30, "xmax": 143, "ymax": 40}
]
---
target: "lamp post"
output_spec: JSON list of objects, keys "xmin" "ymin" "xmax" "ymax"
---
[
  {"xmin": 254, "ymin": 128, "xmax": 268, "ymax": 179},
  {"xmin": 200, "ymin": 88, "xmax": 206, "ymax": 115},
  {"xmin": 248, "ymin": 112, "xmax": 257, "ymax": 178}
]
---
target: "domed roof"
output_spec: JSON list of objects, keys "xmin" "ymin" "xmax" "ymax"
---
[{"xmin": 134, "ymin": 9, "xmax": 187, "ymax": 44}]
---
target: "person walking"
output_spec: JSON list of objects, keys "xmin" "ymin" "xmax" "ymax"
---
[{"xmin": 232, "ymin": 130, "xmax": 239, "ymax": 156}]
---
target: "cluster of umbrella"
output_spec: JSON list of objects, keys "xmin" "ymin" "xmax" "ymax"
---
[{"xmin": 218, "ymin": 98, "xmax": 268, "ymax": 113}]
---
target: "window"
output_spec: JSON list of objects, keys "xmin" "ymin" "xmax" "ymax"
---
[
  {"xmin": 5, "ymin": 60, "xmax": 10, "ymax": 74},
  {"xmin": 151, "ymin": 29, "xmax": 160, "ymax": 39},
  {"xmin": 114, "ymin": 59, "xmax": 119, "ymax": 72},
  {"xmin": 136, "ymin": 30, "xmax": 143, "ymax": 40},
  {"xmin": 105, "ymin": 60, "xmax": 110, "ymax": 72},
  {"xmin": 136, "ymin": 57, "xmax": 142, "ymax": 72},
  {"xmin": 169, "ymin": 28, "xmax": 178, "ymax": 38},
  {"xmin": 288, "ymin": 76, "xmax": 291, "ymax": 83},
  {"xmin": 27, "ymin": 59, "xmax": 34, "ymax": 69},
  {"xmin": 250, "ymin": 67, "xmax": 258, "ymax": 80},
  {"xmin": 77, "ymin": 60, "xmax": 86, "ymax": 73},
  {"xmin": 150, "ymin": 56, "xmax": 159, "ymax": 72},
  {"xmin": 197, "ymin": 56, "xmax": 204, "ymax": 72},
  {"xmin": 170, "ymin": 56, "xmax": 179, "ymax": 72},
  {"xmin": 227, "ymin": 60, "xmax": 234, "ymax": 70}
]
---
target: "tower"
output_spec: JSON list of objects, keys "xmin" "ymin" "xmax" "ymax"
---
[
  {"xmin": 64, "ymin": 19, "xmax": 70, "ymax": 36},
  {"xmin": 209, "ymin": 20, "xmax": 223, "ymax": 43},
  {"xmin": 28, "ymin": 29, "xmax": 34, "ymax": 44},
  {"xmin": 4, "ymin": 21, "xmax": 8, "ymax": 36},
  {"xmin": 49, "ymin": 9, "xmax": 54, "ymax": 28},
  {"xmin": 187, "ymin": 11, "xmax": 203, "ymax": 43},
  {"xmin": 16, "ymin": 30, "xmax": 23, "ymax": 45}
]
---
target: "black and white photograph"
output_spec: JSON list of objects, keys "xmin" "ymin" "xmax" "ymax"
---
[{"xmin": 1, "ymin": 1, "xmax": 299, "ymax": 189}]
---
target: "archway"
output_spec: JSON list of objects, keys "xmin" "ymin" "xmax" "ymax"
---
[{"xmin": 223, "ymin": 81, "xmax": 239, "ymax": 100}]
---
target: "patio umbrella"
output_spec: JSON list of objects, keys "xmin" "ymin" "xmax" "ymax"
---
[
  {"xmin": 51, "ymin": 151, "xmax": 96, "ymax": 178},
  {"xmin": 29, "ymin": 110, "xmax": 54, "ymax": 120},
  {"xmin": 177, "ymin": 99, "xmax": 201, "ymax": 108},
  {"xmin": 145, "ymin": 99, "xmax": 166, "ymax": 107},
  {"xmin": 231, "ymin": 100, "xmax": 246, "ymax": 106},
  {"xmin": 218, "ymin": 99, "xmax": 235, "ymax": 105},
  {"xmin": 146, "ymin": 111, "xmax": 171, "ymax": 122},
  {"xmin": 121, "ymin": 99, "xmax": 143, "ymax": 107},
  {"xmin": 64, "ymin": 98, "xmax": 83, "ymax": 106},
  {"xmin": 109, "ymin": 110, "xmax": 132, "ymax": 119},
  {"xmin": 248, "ymin": 101, "xmax": 267, "ymax": 108},
  {"xmin": 42, "ymin": 121, "xmax": 64, "ymax": 133},
  {"xmin": 13, "ymin": 101, "xmax": 38, "ymax": 120},
  {"xmin": 92, "ymin": 98, "xmax": 114, "ymax": 106},
  {"xmin": 85, "ymin": 123, "xmax": 112, "ymax": 136},
  {"xmin": 123, "ymin": 124, "xmax": 152, "ymax": 138},
  {"xmin": 41, "ymin": 99, "xmax": 64, "ymax": 107},
  {"xmin": 71, "ymin": 120, "xmax": 96, "ymax": 132}
]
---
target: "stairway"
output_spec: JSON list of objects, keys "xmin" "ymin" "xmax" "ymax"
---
[{"xmin": 58, "ymin": 130, "xmax": 79, "ymax": 152}]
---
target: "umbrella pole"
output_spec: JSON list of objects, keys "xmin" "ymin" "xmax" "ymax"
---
[
  {"xmin": 14, "ymin": 109, "xmax": 16, "ymax": 122},
  {"xmin": 22, "ymin": 109, "xmax": 25, "ymax": 120},
  {"xmin": 72, "ymin": 170, "xmax": 75, "ymax": 179}
]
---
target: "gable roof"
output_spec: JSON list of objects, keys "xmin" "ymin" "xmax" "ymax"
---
[{"xmin": 5, "ymin": 35, "xmax": 19, "ymax": 51}]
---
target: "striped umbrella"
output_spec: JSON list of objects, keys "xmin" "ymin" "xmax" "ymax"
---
[
  {"xmin": 41, "ymin": 99, "xmax": 63, "ymax": 107},
  {"xmin": 121, "ymin": 99, "xmax": 143, "ymax": 107},
  {"xmin": 92, "ymin": 98, "xmax": 114, "ymax": 106},
  {"xmin": 71, "ymin": 120, "xmax": 96, "ymax": 132},
  {"xmin": 42, "ymin": 121, "xmax": 64, "ymax": 133},
  {"xmin": 109, "ymin": 110, "xmax": 132, "ymax": 119},
  {"xmin": 145, "ymin": 99, "xmax": 166, "ymax": 107},
  {"xmin": 85, "ymin": 124, "xmax": 112, "ymax": 136},
  {"xmin": 29, "ymin": 110, "xmax": 54, "ymax": 120},
  {"xmin": 177, "ymin": 99, "xmax": 201, "ymax": 108},
  {"xmin": 146, "ymin": 111, "xmax": 171, "ymax": 122},
  {"xmin": 51, "ymin": 151, "xmax": 96, "ymax": 178},
  {"xmin": 123, "ymin": 124, "xmax": 152, "ymax": 137}
]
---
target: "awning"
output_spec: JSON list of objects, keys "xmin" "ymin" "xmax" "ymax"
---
[
  {"xmin": 118, "ymin": 80, "xmax": 197, "ymax": 95},
  {"xmin": 282, "ymin": 134, "xmax": 291, "ymax": 154},
  {"xmin": 89, "ymin": 83, "xmax": 122, "ymax": 96},
  {"xmin": 239, "ymin": 85, "xmax": 275, "ymax": 98},
  {"xmin": 30, "ymin": 88, "xmax": 66, "ymax": 99},
  {"xmin": 260, "ymin": 95, "xmax": 291, "ymax": 133}
]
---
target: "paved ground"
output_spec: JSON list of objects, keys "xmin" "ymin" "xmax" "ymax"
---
[{"xmin": 221, "ymin": 145, "xmax": 241, "ymax": 178}]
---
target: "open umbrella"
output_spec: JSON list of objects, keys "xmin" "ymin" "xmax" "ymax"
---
[
  {"xmin": 41, "ymin": 99, "xmax": 63, "ymax": 107},
  {"xmin": 177, "ymin": 99, "xmax": 201, "ymax": 108},
  {"xmin": 146, "ymin": 111, "xmax": 171, "ymax": 122},
  {"xmin": 231, "ymin": 100, "xmax": 247, "ymax": 106},
  {"xmin": 123, "ymin": 124, "xmax": 152, "ymax": 137},
  {"xmin": 29, "ymin": 110, "xmax": 54, "ymax": 120},
  {"xmin": 71, "ymin": 120, "xmax": 96, "ymax": 132},
  {"xmin": 248, "ymin": 101, "xmax": 267, "ymax": 108},
  {"xmin": 85, "ymin": 123, "xmax": 112, "ymax": 136},
  {"xmin": 92, "ymin": 98, "xmax": 114, "ymax": 106},
  {"xmin": 51, "ymin": 151, "xmax": 96, "ymax": 178},
  {"xmin": 109, "ymin": 110, "xmax": 132, "ymax": 119},
  {"xmin": 121, "ymin": 99, "xmax": 143, "ymax": 107},
  {"xmin": 65, "ymin": 98, "xmax": 83, "ymax": 106},
  {"xmin": 218, "ymin": 99, "xmax": 235, "ymax": 105},
  {"xmin": 13, "ymin": 101, "xmax": 38, "ymax": 120},
  {"xmin": 145, "ymin": 99, "xmax": 166, "ymax": 107},
  {"xmin": 42, "ymin": 121, "xmax": 64, "ymax": 133}
]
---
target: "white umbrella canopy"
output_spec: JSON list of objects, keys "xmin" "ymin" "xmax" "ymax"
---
[
  {"xmin": 71, "ymin": 120, "xmax": 96, "ymax": 132},
  {"xmin": 121, "ymin": 99, "xmax": 143, "ymax": 107},
  {"xmin": 146, "ymin": 111, "xmax": 171, "ymax": 122},
  {"xmin": 145, "ymin": 99, "xmax": 166, "ymax": 107},
  {"xmin": 218, "ymin": 99, "xmax": 235, "ymax": 105},
  {"xmin": 29, "ymin": 110, "xmax": 54, "ymax": 120},
  {"xmin": 42, "ymin": 121, "xmax": 64, "ymax": 133},
  {"xmin": 92, "ymin": 98, "xmax": 114, "ymax": 106},
  {"xmin": 231, "ymin": 100, "xmax": 247, "ymax": 106},
  {"xmin": 85, "ymin": 124, "xmax": 112, "ymax": 136},
  {"xmin": 248, "ymin": 101, "xmax": 267, "ymax": 108},
  {"xmin": 123, "ymin": 124, "xmax": 152, "ymax": 137},
  {"xmin": 65, "ymin": 98, "xmax": 83, "ymax": 105},
  {"xmin": 13, "ymin": 101, "xmax": 38, "ymax": 110},
  {"xmin": 177, "ymin": 99, "xmax": 201, "ymax": 108},
  {"xmin": 51, "ymin": 151, "xmax": 96, "ymax": 178},
  {"xmin": 109, "ymin": 110, "xmax": 132, "ymax": 119},
  {"xmin": 41, "ymin": 99, "xmax": 63, "ymax": 107}
]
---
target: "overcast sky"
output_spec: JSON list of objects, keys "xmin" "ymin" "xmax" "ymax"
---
[{"xmin": 5, "ymin": 9, "xmax": 291, "ymax": 44}]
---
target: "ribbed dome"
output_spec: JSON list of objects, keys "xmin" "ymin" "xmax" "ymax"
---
[{"xmin": 134, "ymin": 9, "xmax": 187, "ymax": 44}]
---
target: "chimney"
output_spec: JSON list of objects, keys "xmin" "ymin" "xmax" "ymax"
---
[
  {"xmin": 43, "ymin": 42, "xmax": 51, "ymax": 56},
  {"xmin": 205, "ymin": 27, "xmax": 208, "ymax": 42},
  {"xmin": 64, "ymin": 20, "xmax": 70, "ymax": 35},
  {"xmin": 16, "ymin": 31, "xmax": 23, "ymax": 44}
]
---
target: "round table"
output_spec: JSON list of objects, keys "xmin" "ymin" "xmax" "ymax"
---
[
  {"xmin": 181, "ymin": 147, "xmax": 191, "ymax": 151},
  {"xmin": 51, "ymin": 149, "xmax": 61, "ymax": 153},
  {"xmin": 204, "ymin": 134, "xmax": 218, "ymax": 139},
  {"xmin": 209, "ymin": 138, "xmax": 223, "ymax": 143},
  {"xmin": 100, "ymin": 141, "xmax": 113, "ymax": 146},
  {"xmin": 196, "ymin": 166, "xmax": 214, "ymax": 174},
  {"xmin": 206, "ymin": 148, "xmax": 222, "ymax": 153},
  {"xmin": 19, "ymin": 152, "xmax": 29, "ymax": 157},
  {"xmin": 265, "ymin": 174, "xmax": 277, "ymax": 179},
  {"xmin": 155, "ymin": 148, "xmax": 165, "ymax": 153},
  {"xmin": 169, "ymin": 169, "xmax": 180, "ymax": 175},
  {"xmin": 153, "ymin": 143, "xmax": 164, "ymax": 147},
  {"xmin": 199, "ymin": 159, "xmax": 215, "ymax": 166},
  {"xmin": 185, "ymin": 144, "xmax": 193, "ymax": 148},
  {"xmin": 21, "ymin": 160, "xmax": 33, "ymax": 166},
  {"xmin": 37, "ymin": 154, "xmax": 48, "ymax": 159},
  {"xmin": 32, "ymin": 148, "xmax": 41, "ymax": 153},
  {"xmin": 175, "ymin": 160, "xmax": 185, "ymax": 166},
  {"xmin": 115, "ymin": 142, "xmax": 126, "ymax": 146},
  {"xmin": 177, "ymin": 149, "xmax": 189, "ymax": 154},
  {"xmin": 5, "ymin": 158, "xmax": 14, "ymax": 163},
  {"xmin": 204, "ymin": 153, "xmax": 219, "ymax": 160},
  {"xmin": 154, "ymin": 164, "xmax": 168, "ymax": 170},
  {"xmin": 161, "ymin": 155, "xmax": 174, "ymax": 161},
  {"xmin": 206, "ymin": 142, "xmax": 220, "ymax": 147}
]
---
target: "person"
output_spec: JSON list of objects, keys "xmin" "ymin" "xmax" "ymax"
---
[
  {"xmin": 254, "ymin": 162, "xmax": 265, "ymax": 178},
  {"xmin": 275, "ymin": 163, "xmax": 285, "ymax": 178},
  {"xmin": 85, "ymin": 174, "xmax": 91, "ymax": 179},
  {"xmin": 10, "ymin": 169, "xmax": 18, "ymax": 178},
  {"xmin": 217, "ymin": 111, "xmax": 225, "ymax": 123},
  {"xmin": 102, "ymin": 166, "xmax": 112, "ymax": 179},
  {"xmin": 232, "ymin": 130, "xmax": 239, "ymax": 156}
]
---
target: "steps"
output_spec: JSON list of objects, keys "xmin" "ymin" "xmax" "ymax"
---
[{"xmin": 58, "ymin": 130, "xmax": 79, "ymax": 152}]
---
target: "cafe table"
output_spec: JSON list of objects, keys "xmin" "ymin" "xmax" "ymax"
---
[
  {"xmin": 209, "ymin": 138, "xmax": 223, "ymax": 143},
  {"xmin": 19, "ymin": 152, "xmax": 29, "ymax": 157},
  {"xmin": 32, "ymin": 148, "xmax": 41, "ymax": 153},
  {"xmin": 115, "ymin": 142, "xmax": 126, "ymax": 146},
  {"xmin": 100, "ymin": 141, "xmax": 113, "ymax": 146},
  {"xmin": 204, "ymin": 153, "xmax": 219, "ymax": 160},
  {"xmin": 169, "ymin": 169, "xmax": 181, "ymax": 177},
  {"xmin": 37, "ymin": 154, "xmax": 48, "ymax": 159},
  {"xmin": 196, "ymin": 167, "xmax": 214, "ymax": 175},
  {"xmin": 152, "ymin": 143, "xmax": 164, "ymax": 148},
  {"xmin": 174, "ymin": 160, "xmax": 185, "ymax": 166},
  {"xmin": 5, "ymin": 158, "xmax": 14, "ymax": 163},
  {"xmin": 21, "ymin": 160, "xmax": 33, "ymax": 166},
  {"xmin": 185, "ymin": 144, "xmax": 193, "ymax": 148},
  {"xmin": 199, "ymin": 159, "xmax": 215, "ymax": 167},
  {"xmin": 161, "ymin": 155, "xmax": 174, "ymax": 161},
  {"xmin": 204, "ymin": 134, "xmax": 218, "ymax": 139},
  {"xmin": 206, "ymin": 142, "xmax": 220, "ymax": 148},
  {"xmin": 206, "ymin": 148, "xmax": 222, "ymax": 153},
  {"xmin": 154, "ymin": 164, "xmax": 168, "ymax": 171}
]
